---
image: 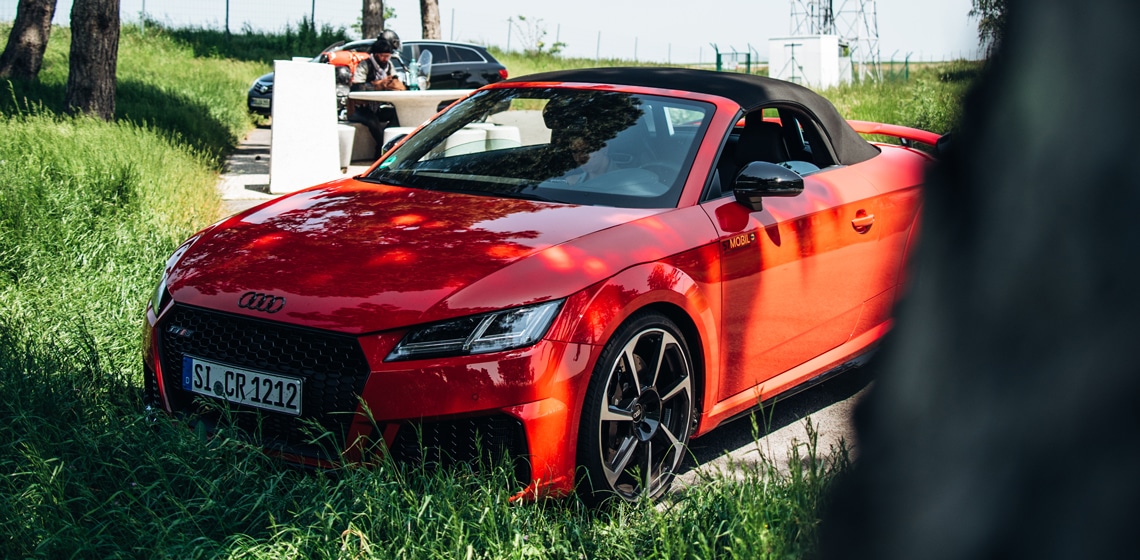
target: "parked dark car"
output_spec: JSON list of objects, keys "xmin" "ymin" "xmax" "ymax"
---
[{"xmin": 247, "ymin": 39, "xmax": 508, "ymax": 116}]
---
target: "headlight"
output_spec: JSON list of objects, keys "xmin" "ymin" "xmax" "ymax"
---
[
  {"xmin": 148, "ymin": 235, "xmax": 199, "ymax": 315},
  {"xmin": 149, "ymin": 276, "xmax": 170, "ymax": 315},
  {"xmin": 386, "ymin": 300, "xmax": 563, "ymax": 361}
]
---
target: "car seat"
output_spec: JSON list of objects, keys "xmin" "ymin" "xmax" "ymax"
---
[{"xmin": 735, "ymin": 119, "xmax": 790, "ymax": 167}]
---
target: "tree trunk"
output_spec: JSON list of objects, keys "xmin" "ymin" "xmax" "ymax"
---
[
  {"xmin": 64, "ymin": 0, "xmax": 119, "ymax": 120},
  {"xmin": 362, "ymin": 0, "xmax": 385, "ymax": 40},
  {"xmin": 420, "ymin": 0, "xmax": 442, "ymax": 40},
  {"xmin": 0, "ymin": 0, "xmax": 58, "ymax": 81}
]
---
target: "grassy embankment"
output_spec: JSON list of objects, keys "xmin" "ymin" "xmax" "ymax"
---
[{"xmin": 0, "ymin": 22, "xmax": 973, "ymax": 558}]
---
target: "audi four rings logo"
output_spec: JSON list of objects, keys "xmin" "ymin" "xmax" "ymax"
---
[{"xmin": 238, "ymin": 291, "xmax": 286, "ymax": 313}]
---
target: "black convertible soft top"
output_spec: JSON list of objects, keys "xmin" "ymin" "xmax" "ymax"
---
[{"xmin": 506, "ymin": 67, "xmax": 880, "ymax": 165}]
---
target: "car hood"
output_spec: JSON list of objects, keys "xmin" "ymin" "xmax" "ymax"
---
[{"xmin": 167, "ymin": 179, "xmax": 667, "ymax": 334}]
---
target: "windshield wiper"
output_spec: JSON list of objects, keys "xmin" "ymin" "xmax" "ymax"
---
[
  {"xmin": 501, "ymin": 191, "xmax": 556, "ymax": 203},
  {"xmin": 359, "ymin": 171, "xmax": 412, "ymax": 188}
]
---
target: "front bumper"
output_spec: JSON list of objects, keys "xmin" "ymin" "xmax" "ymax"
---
[
  {"xmin": 144, "ymin": 303, "xmax": 597, "ymax": 495},
  {"xmin": 247, "ymin": 89, "xmax": 272, "ymax": 115}
]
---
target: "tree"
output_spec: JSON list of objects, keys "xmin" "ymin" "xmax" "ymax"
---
[
  {"xmin": 65, "ymin": 0, "xmax": 119, "ymax": 120},
  {"xmin": 362, "ymin": 0, "xmax": 385, "ymax": 40},
  {"xmin": 0, "ymin": 0, "xmax": 58, "ymax": 81},
  {"xmin": 420, "ymin": 0, "xmax": 441, "ymax": 40},
  {"xmin": 511, "ymin": 15, "xmax": 565, "ymax": 55},
  {"xmin": 970, "ymin": 0, "xmax": 1007, "ymax": 55}
]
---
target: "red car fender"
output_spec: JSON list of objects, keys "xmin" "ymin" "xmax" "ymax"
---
[
  {"xmin": 549, "ymin": 257, "xmax": 719, "ymax": 419},
  {"xmin": 502, "ymin": 259, "xmax": 718, "ymax": 501},
  {"xmin": 556, "ymin": 261, "xmax": 715, "ymax": 349}
]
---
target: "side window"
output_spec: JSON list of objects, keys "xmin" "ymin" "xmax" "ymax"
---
[
  {"xmin": 665, "ymin": 107, "xmax": 705, "ymax": 134},
  {"xmin": 703, "ymin": 106, "xmax": 832, "ymax": 201},
  {"xmin": 422, "ymin": 45, "xmax": 449, "ymax": 64},
  {"xmin": 448, "ymin": 46, "xmax": 485, "ymax": 63}
]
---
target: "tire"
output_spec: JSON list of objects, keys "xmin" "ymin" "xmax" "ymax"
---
[{"xmin": 577, "ymin": 312, "xmax": 695, "ymax": 504}]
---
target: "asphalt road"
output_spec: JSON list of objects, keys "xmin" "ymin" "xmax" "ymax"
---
[{"xmin": 676, "ymin": 364, "xmax": 871, "ymax": 487}]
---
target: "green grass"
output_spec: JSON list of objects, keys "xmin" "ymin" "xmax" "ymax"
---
[
  {"xmin": 490, "ymin": 47, "xmax": 673, "ymax": 78},
  {"xmin": 0, "ymin": 21, "xmax": 972, "ymax": 557},
  {"xmin": 825, "ymin": 59, "xmax": 981, "ymax": 134},
  {"xmin": 154, "ymin": 16, "xmax": 352, "ymax": 65},
  {"xmin": 488, "ymin": 47, "xmax": 765, "ymax": 80}
]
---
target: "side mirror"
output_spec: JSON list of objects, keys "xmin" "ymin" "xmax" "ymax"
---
[
  {"xmin": 935, "ymin": 132, "xmax": 952, "ymax": 159},
  {"xmin": 732, "ymin": 161, "xmax": 804, "ymax": 212}
]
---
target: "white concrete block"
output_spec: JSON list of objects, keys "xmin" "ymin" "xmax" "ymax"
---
[{"xmin": 269, "ymin": 60, "xmax": 340, "ymax": 194}]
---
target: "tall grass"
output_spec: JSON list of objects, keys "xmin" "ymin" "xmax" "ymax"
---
[
  {"xmin": 2, "ymin": 24, "xmax": 264, "ymax": 164},
  {"xmin": 489, "ymin": 47, "xmax": 671, "ymax": 78},
  {"xmin": 0, "ymin": 21, "xmax": 970, "ymax": 557},
  {"xmin": 825, "ymin": 59, "xmax": 981, "ymax": 134},
  {"xmin": 155, "ymin": 16, "xmax": 351, "ymax": 65}
]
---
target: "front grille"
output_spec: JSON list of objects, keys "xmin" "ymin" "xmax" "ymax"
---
[
  {"xmin": 157, "ymin": 304, "xmax": 371, "ymax": 460},
  {"xmin": 390, "ymin": 414, "xmax": 531, "ymax": 484},
  {"xmin": 143, "ymin": 361, "xmax": 161, "ymax": 409}
]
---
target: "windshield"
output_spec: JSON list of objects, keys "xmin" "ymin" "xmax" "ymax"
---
[{"xmin": 364, "ymin": 88, "xmax": 714, "ymax": 208}]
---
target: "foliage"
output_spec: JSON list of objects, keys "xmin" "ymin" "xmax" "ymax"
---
[
  {"xmin": 488, "ymin": 46, "xmax": 675, "ymax": 79},
  {"xmin": 352, "ymin": 4, "xmax": 398, "ymax": 39},
  {"xmin": 156, "ymin": 16, "xmax": 352, "ymax": 65},
  {"xmin": 509, "ymin": 15, "xmax": 566, "ymax": 56},
  {"xmin": 970, "ymin": 0, "xmax": 1007, "ymax": 56},
  {"xmin": 1, "ymin": 23, "xmax": 262, "ymax": 164},
  {"xmin": 825, "ymin": 60, "xmax": 980, "ymax": 135}
]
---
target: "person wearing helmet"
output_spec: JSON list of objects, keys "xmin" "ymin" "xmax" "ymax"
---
[
  {"xmin": 352, "ymin": 37, "xmax": 403, "ymax": 91},
  {"xmin": 349, "ymin": 37, "xmax": 405, "ymax": 158},
  {"xmin": 380, "ymin": 29, "xmax": 402, "ymax": 53}
]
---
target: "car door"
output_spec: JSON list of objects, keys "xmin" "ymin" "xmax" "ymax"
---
[
  {"xmin": 702, "ymin": 108, "xmax": 885, "ymax": 401},
  {"xmin": 445, "ymin": 45, "xmax": 489, "ymax": 88}
]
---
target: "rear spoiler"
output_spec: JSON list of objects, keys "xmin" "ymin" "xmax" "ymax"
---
[{"xmin": 847, "ymin": 120, "xmax": 942, "ymax": 147}]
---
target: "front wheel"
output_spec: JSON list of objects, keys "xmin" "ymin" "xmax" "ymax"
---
[{"xmin": 577, "ymin": 312, "xmax": 695, "ymax": 504}]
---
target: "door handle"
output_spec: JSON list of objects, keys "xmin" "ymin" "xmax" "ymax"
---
[{"xmin": 851, "ymin": 212, "xmax": 875, "ymax": 233}]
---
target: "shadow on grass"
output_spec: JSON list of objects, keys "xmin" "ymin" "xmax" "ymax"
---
[
  {"xmin": 116, "ymin": 79, "xmax": 239, "ymax": 162},
  {"xmin": 2, "ymin": 77, "xmax": 239, "ymax": 164}
]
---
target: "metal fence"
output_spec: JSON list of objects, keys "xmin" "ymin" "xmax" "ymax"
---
[{"xmin": 0, "ymin": 1, "xmax": 366, "ymax": 35}]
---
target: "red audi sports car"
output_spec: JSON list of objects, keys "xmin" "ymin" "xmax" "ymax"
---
[{"xmin": 144, "ymin": 67, "xmax": 937, "ymax": 503}]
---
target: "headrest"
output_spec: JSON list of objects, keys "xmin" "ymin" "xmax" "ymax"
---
[
  {"xmin": 736, "ymin": 119, "xmax": 789, "ymax": 164},
  {"xmin": 542, "ymin": 97, "xmax": 587, "ymax": 130}
]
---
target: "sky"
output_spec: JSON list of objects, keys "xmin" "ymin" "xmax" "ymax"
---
[{"xmin": 6, "ymin": 0, "xmax": 982, "ymax": 63}]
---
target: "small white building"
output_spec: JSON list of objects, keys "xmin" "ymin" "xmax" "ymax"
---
[{"xmin": 768, "ymin": 35, "xmax": 853, "ymax": 89}]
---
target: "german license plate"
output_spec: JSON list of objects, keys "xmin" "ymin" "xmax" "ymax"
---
[
  {"xmin": 250, "ymin": 97, "xmax": 271, "ymax": 108},
  {"xmin": 182, "ymin": 355, "xmax": 302, "ymax": 416}
]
